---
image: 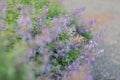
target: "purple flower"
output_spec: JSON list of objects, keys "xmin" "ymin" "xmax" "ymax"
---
[
  {"xmin": 56, "ymin": 68, "xmax": 61, "ymax": 73},
  {"xmin": 94, "ymin": 49, "xmax": 104, "ymax": 57},
  {"xmin": 90, "ymin": 19, "xmax": 96, "ymax": 26},
  {"xmin": 91, "ymin": 57, "xmax": 96, "ymax": 62},
  {"xmin": 18, "ymin": 6, "xmax": 34, "ymax": 30},
  {"xmin": 46, "ymin": 37, "xmax": 52, "ymax": 43},
  {"xmin": 63, "ymin": 73, "xmax": 67, "ymax": 79},
  {"xmin": 28, "ymin": 48, "xmax": 36, "ymax": 56},
  {"xmin": 0, "ymin": 0, "xmax": 7, "ymax": 18},
  {"xmin": 18, "ymin": 15, "xmax": 32, "ymax": 29},
  {"xmin": 87, "ymin": 74, "xmax": 93, "ymax": 80},
  {"xmin": 72, "ymin": 42, "xmax": 81, "ymax": 48},
  {"xmin": 38, "ymin": 17, "xmax": 45, "ymax": 27},
  {"xmin": 0, "ymin": 20, "xmax": 7, "ymax": 31},
  {"xmin": 46, "ymin": 64, "xmax": 51, "ymax": 72},
  {"xmin": 57, "ymin": 75, "xmax": 61, "ymax": 80},
  {"xmin": 67, "ymin": 65, "xmax": 72, "ymax": 70},
  {"xmin": 42, "ymin": 6, "xmax": 48, "ymax": 18},
  {"xmin": 65, "ymin": 46, "xmax": 70, "ymax": 53},
  {"xmin": 72, "ymin": 7, "xmax": 86, "ymax": 17},
  {"xmin": 34, "ymin": 35, "xmax": 45, "ymax": 46}
]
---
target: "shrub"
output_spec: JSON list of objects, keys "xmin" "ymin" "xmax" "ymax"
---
[{"xmin": 0, "ymin": 0, "xmax": 102, "ymax": 80}]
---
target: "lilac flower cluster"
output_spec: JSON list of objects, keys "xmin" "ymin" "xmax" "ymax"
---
[
  {"xmin": 0, "ymin": 0, "xmax": 7, "ymax": 31},
  {"xmin": 37, "ymin": 7, "xmax": 102, "ymax": 80},
  {"xmin": 0, "ymin": 0, "xmax": 7, "ymax": 18}
]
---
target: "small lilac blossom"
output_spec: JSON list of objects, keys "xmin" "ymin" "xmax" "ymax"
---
[
  {"xmin": 46, "ymin": 37, "xmax": 52, "ymax": 43},
  {"xmin": 42, "ymin": 6, "xmax": 49, "ymax": 19},
  {"xmin": 18, "ymin": 6, "xmax": 34, "ymax": 30},
  {"xmin": 91, "ymin": 57, "xmax": 96, "ymax": 62},
  {"xmin": 90, "ymin": 19, "xmax": 96, "ymax": 26},
  {"xmin": 0, "ymin": 0, "xmax": 7, "ymax": 18},
  {"xmin": 0, "ymin": 20, "xmax": 6, "ymax": 31},
  {"xmin": 57, "ymin": 76, "xmax": 61, "ymax": 80},
  {"xmin": 72, "ymin": 7, "xmax": 86, "ymax": 17},
  {"xmin": 20, "ymin": 6, "xmax": 35, "ymax": 15},
  {"xmin": 38, "ymin": 17, "xmax": 45, "ymax": 27},
  {"xmin": 18, "ymin": 15, "xmax": 32, "ymax": 29},
  {"xmin": 34, "ymin": 35, "xmax": 45, "ymax": 46},
  {"xmin": 28, "ymin": 48, "xmax": 36, "ymax": 57},
  {"xmin": 94, "ymin": 49, "xmax": 104, "ymax": 57},
  {"xmin": 65, "ymin": 46, "xmax": 70, "ymax": 53},
  {"xmin": 46, "ymin": 64, "xmax": 51, "ymax": 72},
  {"xmin": 87, "ymin": 74, "xmax": 93, "ymax": 80}
]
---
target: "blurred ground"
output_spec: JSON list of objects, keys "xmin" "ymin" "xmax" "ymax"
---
[{"xmin": 62, "ymin": 0, "xmax": 120, "ymax": 80}]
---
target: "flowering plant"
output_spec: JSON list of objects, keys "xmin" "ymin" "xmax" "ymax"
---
[{"xmin": 0, "ymin": 0, "xmax": 103, "ymax": 80}]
